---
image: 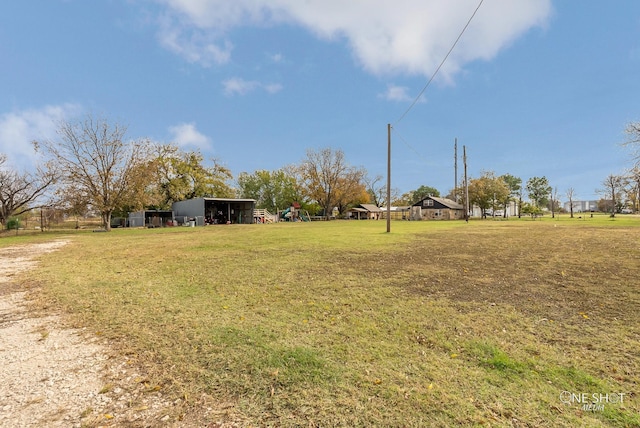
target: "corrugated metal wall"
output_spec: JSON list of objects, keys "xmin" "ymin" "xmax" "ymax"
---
[{"xmin": 172, "ymin": 198, "xmax": 205, "ymax": 224}]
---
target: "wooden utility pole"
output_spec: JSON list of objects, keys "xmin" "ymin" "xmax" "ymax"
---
[
  {"xmin": 386, "ymin": 123, "xmax": 391, "ymax": 233},
  {"xmin": 454, "ymin": 138, "xmax": 458, "ymax": 202},
  {"xmin": 463, "ymin": 145, "xmax": 469, "ymax": 222}
]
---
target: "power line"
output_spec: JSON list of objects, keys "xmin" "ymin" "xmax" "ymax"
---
[
  {"xmin": 392, "ymin": 127, "xmax": 431, "ymax": 164},
  {"xmin": 394, "ymin": 0, "xmax": 484, "ymax": 126}
]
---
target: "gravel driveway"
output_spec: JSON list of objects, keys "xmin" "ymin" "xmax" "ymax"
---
[{"xmin": 0, "ymin": 240, "xmax": 184, "ymax": 427}]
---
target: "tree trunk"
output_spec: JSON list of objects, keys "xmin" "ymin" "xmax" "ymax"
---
[
  {"xmin": 102, "ymin": 211, "xmax": 112, "ymax": 231},
  {"xmin": 611, "ymin": 190, "xmax": 616, "ymax": 218},
  {"xmin": 518, "ymin": 196, "xmax": 522, "ymax": 218}
]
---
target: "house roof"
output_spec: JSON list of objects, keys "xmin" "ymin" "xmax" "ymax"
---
[
  {"xmin": 430, "ymin": 197, "xmax": 464, "ymax": 209},
  {"xmin": 359, "ymin": 204, "xmax": 383, "ymax": 212},
  {"xmin": 414, "ymin": 196, "xmax": 464, "ymax": 210}
]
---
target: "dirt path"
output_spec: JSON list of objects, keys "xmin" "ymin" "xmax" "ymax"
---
[{"xmin": 0, "ymin": 240, "xmax": 192, "ymax": 427}]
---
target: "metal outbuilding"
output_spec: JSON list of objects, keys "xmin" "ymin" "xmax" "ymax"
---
[
  {"xmin": 172, "ymin": 197, "xmax": 257, "ymax": 225},
  {"xmin": 128, "ymin": 210, "xmax": 175, "ymax": 227}
]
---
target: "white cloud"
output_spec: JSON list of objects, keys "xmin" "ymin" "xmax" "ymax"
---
[
  {"xmin": 264, "ymin": 83, "xmax": 283, "ymax": 94},
  {"xmin": 380, "ymin": 84, "xmax": 414, "ymax": 102},
  {"xmin": 168, "ymin": 122, "xmax": 212, "ymax": 150},
  {"xmin": 0, "ymin": 104, "xmax": 81, "ymax": 170},
  {"xmin": 222, "ymin": 77, "xmax": 282, "ymax": 96},
  {"xmin": 222, "ymin": 77, "xmax": 260, "ymax": 96},
  {"xmin": 270, "ymin": 53, "xmax": 284, "ymax": 63},
  {"xmin": 156, "ymin": 0, "xmax": 552, "ymax": 79},
  {"xmin": 156, "ymin": 13, "xmax": 233, "ymax": 66}
]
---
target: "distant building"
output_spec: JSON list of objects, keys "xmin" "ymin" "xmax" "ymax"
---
[
  {"xmin": 128, "ymin": 210, "xmax": 174, "ymax": 227},
  {"xmin": 471, "ymin": 201, "xmax": 519, "ymax": 218},
  {"xmin": 346, "ymin": 204, "xmax": 383, "ymax": 220},
  {"xmin": 564, "ymin": 200, "xmax": 598, "ymax": 213},
  {"xmin": 172, "ymin": 197, "xmax": 256, "ymax": 225},
  {"xmin": 411, "ymin": 196, "xmax": 464, "ymax": 220}
]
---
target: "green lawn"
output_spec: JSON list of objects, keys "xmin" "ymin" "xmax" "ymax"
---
[{"xmin": 12, "ymin": 215, "xmax": 640, "ymax": 426}]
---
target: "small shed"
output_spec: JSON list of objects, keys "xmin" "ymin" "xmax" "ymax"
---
[
  {"xmin": 412, "ymin": 196, "xmax": 464, "ymax": 220},
  {"xmin": 346, "ymin": 204, "xmax": 383, "ymax": 220},
  {"xmin": 172, "ymin": 197, "xmax": 256, "ymax": 225},
  {"xmin": 128, "ymin": 210, "xmax": 175, "ymax": 227}
]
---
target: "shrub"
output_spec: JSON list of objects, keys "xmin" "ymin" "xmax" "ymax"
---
[{"xmin": 6, "ymin": 217, "xmax": 21, "ymax": 230}]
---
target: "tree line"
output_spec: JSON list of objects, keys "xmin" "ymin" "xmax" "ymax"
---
[
  {"xmin": 459, "ymin": 120, "xmax": 640, "ymax": 219},
  {"xmin": 598, "ymin": 121, "xmax": 640, "ymax": 217},
  {"xmin": 0, "ymin": 116, "xmax": 376, "ymax": 230},
  {"xmin": 2, "ymin": 115, "xmax": 640, "ymax": 230}
]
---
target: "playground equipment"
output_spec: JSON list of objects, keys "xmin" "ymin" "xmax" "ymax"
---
[
  {"xmin": 280, "ymin": 205, "xmax": 310, "ymax": 222},
  {"xmin": 253, "ymin": 208, "xmax": 278, "ymax": 223},
  {"xmin": 254, "ymin": 203, "xmax": 311, "ymax": 223}
]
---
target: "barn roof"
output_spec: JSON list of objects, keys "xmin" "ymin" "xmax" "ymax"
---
[{"xmin": 201, "ymin": 197, "xmax": 256, "ymax": 203}]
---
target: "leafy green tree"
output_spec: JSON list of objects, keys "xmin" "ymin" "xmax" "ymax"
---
[
  {"xmin": 413, "ymin": 185, "xmax": 440, "ymax": 201},
  {"xmin": 526, "ymin": 176, "xmax": 552, "ymax": 208},
  {"xmin": 468, "ymin": 171, "xmax": 509, "ymax": 217},
  {"xmin": 395, "ymin": 185, "xmax": 440, "ymax": 206},
  {"xmin": 237, "ymin": 169, "xmax": 302, "ymax": 212},
  {"xmin": 499, "ymin": 173, "xmax": 522, "ymax": 217},
  {"xmin": 151, "ymin": 144, "xmax": 233, "ymax": 209},
  {"xmin": 521, "ymin": 202, "xmax": 543, "ymax": 218}
]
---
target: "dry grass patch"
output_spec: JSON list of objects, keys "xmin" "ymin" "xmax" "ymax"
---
[{"xmin": 24, "ymin": 218, "xmax": 640, "ymax": 426}]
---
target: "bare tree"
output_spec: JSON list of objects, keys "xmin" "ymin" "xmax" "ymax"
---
[
  {"xmin": 364, "ymin": 174, "xmax": 385, "ymax": 207},
  {"xmin": 364, "ymin": 174, "xmax": 400, "ymax": 208},
  {"xmin": 0, "ymin": 154, "xmax": 58, "ymax": 228},
  {"xmin": 550, "ymin": 187, "xmax": 559, "ymax": 218},
  {"xmin": 565, "ymin": 187, "xmax": 576, "ymax": 218},
  {"xmin": 39, "ymin": 115, "xmax": 152, "ymax": 231},
  {"xmin": 298, "ymin": 148, "xmax": 365, "ymax": 219},
  {"xmin": 624, "ymin": 121, "xmax": 640, "ymax": 165},
  {"xmin": 599, "ymin": 174, "xmax": 624, "ymax": 217},
  {"xmin": 625, "ymin": 166, "xmax": 640, "ymax": 213}
]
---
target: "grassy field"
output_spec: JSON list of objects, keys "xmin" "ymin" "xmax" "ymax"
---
[{"xmin": 9, "ymin": 215, "xmax": 640, "ymax": 427}]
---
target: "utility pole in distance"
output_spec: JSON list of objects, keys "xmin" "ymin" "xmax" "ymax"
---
[
  {"xmin": 463, "ymin": 145, "xmax": 469, "ymax": 222},
  {"xmin": 386, "ymin": 123, "xmax": 391, "ymax": 233},
  {"xmin": 454, "ymin": 138, "xmax": 458, "ymax": 202}
]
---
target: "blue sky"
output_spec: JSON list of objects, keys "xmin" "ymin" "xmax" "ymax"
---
[{"xmin": 1, "ymin": 1, "xmax": 639, "ymax": 202}]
